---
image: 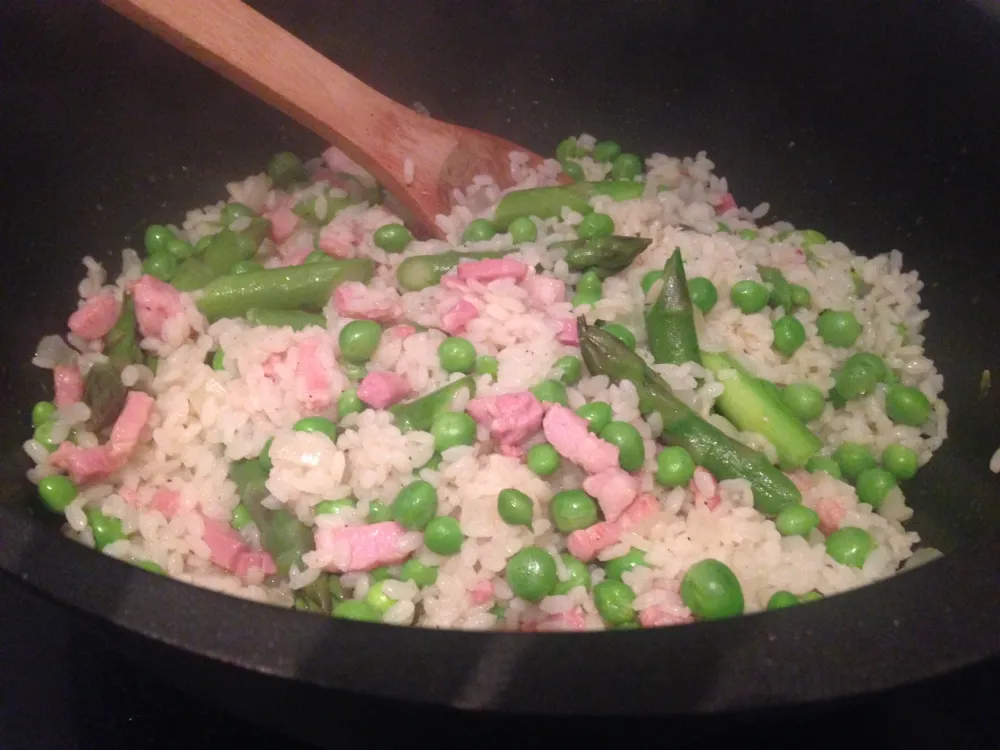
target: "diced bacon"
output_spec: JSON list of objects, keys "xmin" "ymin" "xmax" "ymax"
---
[
  {"xmin": 542, "ymin": 404, "xmax": 619, "ymax": 474},
  {"xmin": 385, "ymin": 324, "xmax": 416, "ymax": 341},
  {"xmin": 618, "ymin": 492, "xmax": 660, "ymax": 530},
  {"xmin": 555, "ymin": 318, "xmax": 579, "ymax": 346},
  {"xmin": 357, "ymin": 371, "xmax": 411, "ymax": 409},
  {"xmin": 469, "ymin": 580, "xmax": 495, "ymax": 606},
  {"xmin": 639, "ymin": 590, "xmax": 693, "ymax": 628},
  {"xmin": 566, "ymin": 521, "xmax": 621, "ymax": 562},
  {"xmin": 132, "ymin": 274, "xmax": 186, "ymax": 340},
  {"xmin": 50, "ymin": 444, "xmax": 120, "ymax": 485},
  {"xmin": 690, "ymin": 466, "xmax": 721, "ymax": 512},
  {"xmin": 233, "ymin": 550, "xmax": 278, "ymax": 578},
  {"xmin": 265, "ymin": 204, "xmax": 300, "ymax": 244},
  {"xmin": 538, "ymin": 607, "xmax": 588, "ymax": 632},
  {"xmin": 201, "ymin": 518, "xmax": 246, "ymax": 570},
  {"xmin": 521, "ymin": 275, "xmax": 565, "ymax": 309},
  {"xmin": 314, "ymin": 521, "xmax": 411, "ymax": 572},
  {"xmin": 466, "ymin": 392, "xmax": 544, "ymax": 452},
  {"xmin": 456, "ymin": 258, "xmax": 528, "ymax": 284},
  {"xmin": 295, "ymin": 336, "xmax": 333, "ymax": 412},
  {"xmin": 67, "ymin": 293, "xmax": 120, "ymax": 341},
  {"xmin": 816, "ymin": 497, "xmax": 846, "ymax": 535},
  {"xmin": 715, "ymin": 192, "xmax": 738, "ymax": 213},
  {"xmin": 108, "ymin": 391, "xmax": 154, "ymax": 460},
  {"xmin": 150, "ymin": 488, "xmax": 181, "ymax": 520},
  {"xmin": 440, "ymin": 298, "xmax": 479, "ymax": 335},
  {"xmin": 317, "ymin": 221, "xmax": 360, "ymax": 258},
  {"xmin": 53, "ymin": 365, "xmax": 84, "ymax": 408},
  {"xmin": 334, "ymin": 281, "xmax": 401, "ymax": 324},
  {"xmin": 583, "ymin": 468, "xmax": 639, "ymax": 524}
]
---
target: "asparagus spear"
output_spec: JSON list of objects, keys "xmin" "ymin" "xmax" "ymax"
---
[
  {"xmin": 244, "ymin": 308, "xmax": 327, "ymax": 331},
  {"xmin": 84, "ymin": 362, "xmax": 129, "ymax": 433},
  {"xmin": 646, "ymin": 248, "xmax": 701, "ymax": 365},
  {"xmin": 396, "ymin": 249, "xmax": 513, "ymax": 292},
  {"xmin": 554, "ymin": 235, "xmax": 652, "ymax": 278},
  {"xmin": 201, "ymin": 220, "xmax": 270, "ymax": 276},
  {"xmin": 493, "ymin": 181, "xmax": 645, "ymax": 228},
  {"xmin": 579, "ymin": 322, "xmax": 802, "ymax": 515},
  {"xmin": 105, "ymin": 296, "xmax": 143, "ymax": 371},
  {"xmin": 389, "ymin": 376, "xmax": 476, "ymax": 433}
]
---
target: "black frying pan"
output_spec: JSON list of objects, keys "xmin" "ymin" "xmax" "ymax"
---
[{"xmin": 2, "ymin": 0, "xmax": 999, "ymax": 736}]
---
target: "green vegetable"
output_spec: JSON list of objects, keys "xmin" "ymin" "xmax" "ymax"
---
[
  {"xmin": 294, "ymin": 193, "xmax": 354, "ymax": 224},
  {"xmin": 230, "ymin": 260, "xmax": 264, "ymax": 275},
  {"xmin": 767, "ymin": 591, "xmax": 800, "ymax": 610},
  {"xmin": 258, "ymin": 438, "xmax": 273, "ymax": 473},
  {"xmin": 855, "ymin": 467, "xmax": 897, "ymax": 509},
  {"xmin": 343, "ymin": 362, "xmax": 367, "ymax": 382},
  {"xmin": 135, "ymin": 560, "xmax": 166, "ymax": 575},
  {"xmin": 373, "ymin": 223, "xmax": 412, "ymax": 253},
  {"xmin": 577, "ymin": 212, "xmax": 615, "ymax": 239},
  {"xmin": 389, "ymin": 376, "xmax": 476, "ymax": 433},
  {"xmin": 87, "ymin": 509, "xmax": 125, "ymax": 550},
  {"xmin": 687, "ymin": 277, "xmax": 718, "ymax": 314},
  {"xmin": 730, "ymin": 280, "xmax": 770, "ymax": 314},
  {"xmin": 610, "ymin": 153, "xmax": 643, "ymax": 180},
  {"xmin": 739, "ymin": 229, "xmax": 759, "ymax": 241},
  {"xmin": 366, "ymin": 500, "xmax": 392, "ymax": 524},
  {"xmin": 293, "ymin": 416, "xmax": 337, "ymax": 441},
  {"xmin": 32, "ymin": 421, "xmax": 61, "ymax": 453},
  {"xmin": 716, "ymin": 222, "xmax": 731, "ymax": 234},
  {"xmin": 772, "ymin": 315, "xmax": 806, "ymax": 357},
  {"xmin": 475, "ymin": 355, "xmax": 499, "ymax": 379},
  {"xmin": 430, "ymin": 411, "xmax": 477, "ymax": 452},
  {"xmin": 800, "ymin": 590, "xmax": 824, "ymax": 603},
  {"xmin": 199, "ymin": 224, "xmax": 268, "ymax": 278},
  {"xmin": 834, "ymin": 355, "xmax": 880, "ymax": 401},
  {"xmin": 315, "ymin": 499, "xmax": 354, "ymax": 516},
  {"xmin": 816, "ymin": 310, "xmax": 862, "ymax": 348},
  {"xmin": 83, "ymin": 362, "xmax": 128, "ymax": 433},
  {"xmin": 556, "ymin": 137, "xmax": 583, "ymax": 162},
  {"xmin": 245, "ymin": 308, "xmax": 326, "ymax": 331},
  {"xmin": 561, "ymin": 160, "xmax": 584, "ymax": 181},
  {"xmin": 802, "ymin": 229, "xmax": 827, "ymax": 246},
  {"xmin": 572, "ymin": 270, "xmax": 603, "ymax": 307},
  {"xmin": 31, "ymin": 401, "xmax": 56, "ymax": 428},
  {"xmin": 885, "ymin": 386, "xmax": 931, "ymax": 426},
  {"xmin": 400, "ymin": 559, "xmax": 438, "ymax": 587},
  {"xmin": 790, "ymin": 284, "xmax": 811, "ymax": 309},
  {"xmin": 497, "ymin": 488, "xmax": 534, "ymax": 527},
  {"xmin": 592, "ymin": 140, "xmax": 622, "ymax": 162},
  {"xmin": 391, "ymin": 480, "xmax": 438, "ymax": 530},
  {"xmin": 142, "ymin": 251, "xmax": 179, "ymax": 281},
  {"xmin": 680, "ymin": 559, "xmax": 744, "ymax": 620},
  {"xmin": 526, "ymin": 443, "xmax": 561, "ymax": 476},
  {"xmin": 599, "ymin": 421, "xmax": 645, "ymax": 472},
  {"xmin": 438, "ymin": 336, "xmax": 477, "ymax": 373},
  {"xmin": 604, "ymin": 548, "xmax": 646, "ymax": 582},
  {"xmin": 600, "ymin": 323, "xmax": 636, "ymax": 351},
  {"xmin": 553, "ymin": 553, "xmax": 592, "ymax": 595},
  {"xmin": 576, "ymin": 401, "xmax": 613, "ymax": 434},
  {"xmin": 463, "ymin": 219, "xmax": 497, "ymax": 243},
  {"xmin": 805, "ymin": 455, "xmax": 842, "ymax": 479},
  {"xmin": 169, "ymin": 258, "xmax": 216, "ymax": 292},
  {"xmin": 550, "ymin": 489, "xmax": 599, "ymax": 533},
  {"xmin": 505, "ymin": 546, "xmax": 558, "ymax": 602},
  {"xmin": 833, "ymin": 442, "xmax": 877, "ymax": 480},
  {"xmin": 593, "ymin": 580, "xmax": 637, "ymax": 625},
  {"xmin": 230, "ymin": 503, "xmax": 251, "ymax": 530},
  {"xmin": 396, "ymin": 249, "xmax": 512, "ymax": 292},
  {"xmin": 365, "ymin": 581, "xmax": 396, "ymax": 613},
  {"xmin": 333, "ymin": 600, "xmax": 382, "ymax": 622},
  {"xmin": 267, "ymin": 151, "xmax": 310, "ymax": 189},
  {"xmin": 775, "ymin": 505, "xmax": 820, "ymax": 537},
  {"xmin": 508, "ymin": 216, "xmax": 538, "ymax": 243},
  {"xmin": 646, "ymin": 248, "xmax": 701, "ymax": 365},
  {"xmin": 780, "ymin": 383, "xmax": 825, "ymax": 422},
  {"xmin": 337, "ymin": 389, "xmax": 363, "ymax": 420},
  {"xmin": 825, "ymin": 527, "xmax": 875, "ymax": 567},
  {"xmin": 423, "ymin": 516, "xmax": 464, "ymax": 555},
  {"xmin": 38, "ymin": 475, "xmax": 78, "ymax": 512},
  {"xmin": 493, "ymin": 181, "xmax": 644, "ymax": 228},
  {"xmin": 531, "ymin": 379, "xmax": 569, "ymax": 406},
  {"xmin": 556, "ymin": 235, "xmax": 652, "ymax": 279},
  {"xmin": 881, "ymin": 444, "xmax": 919, "ymax": 480},
  {"xmin": 655, "ymin": 446, "xmax": 695, "ymax": 487},
  {"xmin": 339, "ymin": 320, "xmax": 382, "ymax": 363},
  {"xmin": 304, "ymin": 251, "xmax": 330, "ymax": 265},
  {"xmin": 220, "ymin": 202, "xmax": 253, "ymax": 226},
  {"xmin": 105, "ymin": 297, "xmax": 143, "ymax": 371},
  {"xmin": 640, "ymin": 270, "xmax": 662, "ymax": 295},
  {"xmin": 144, "ymin": 224, "xmax": 174, "ymax": 255},
  {"xmin": 552, "ymin": 355, "xmax": 582, "ymax": 385}
]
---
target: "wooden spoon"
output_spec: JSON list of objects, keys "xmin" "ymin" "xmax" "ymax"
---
[{"xmin": 101, "ymin": 0, "xmax": 557, "ymax": 238}]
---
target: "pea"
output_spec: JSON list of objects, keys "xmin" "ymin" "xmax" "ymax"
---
[
  {"xmin": 600, "ymin": 421, "xmax": 645, "ymax": 472},
  {"xmin": 315, "ymin": 498, "xmax": 355, "ymax": 516},
  {"xmin": 572, "ymin": 270, "xmax": 603, "ymax": 307},
  {"xmin": 258, "ymin": 438, "xmax": 273, "ymax": 473},
  {"xmin": 561, "ymin": 160, "xmax": 585, "ymax": 182},
  {"xmin": 341, "ymin": 361, "xmax": 366, "ymax": 383},
  {"xmin": 220, "ymin": 202, "xmax": 253, "ymax": 226},
  {"xmin": 688, "ymin": 277, "xmax": 719, "ymax": 314},
  {"xmin": 400, "ymin": 559, "xmax": 438, "ymax": 587},
  {"xmin": 730, "ymin": 280, "xmax": 769, "ymax": 314},
  {"xmin": 362, "ymin": 580, "xmax": 396, "ymax": 614},
  {"xmin": 463, "ymin": 219, "xmax": 497, "ymax": 243},
  {"xmin": 373, "ymin": 223, "xmax": 412, "ymax": 253},
  {"xmin": 592, "ymin": 140, "xmax": 622, "ymax": 162},
  {"xmin": 210, "ymin": 349, "xmax": 226, "ymax": 371},
  {"xmin": 604, "ymin": 548, "xmax": 646, "ymax": 582},
  {"xmin": 423, "ymin": 516, "xmax": 464, "ymax": 555},
  {"xmin": 142, "ymin": 251, "xmax": 179, "ymax": 282},
  {"xmin": 526, "ymin": 443, "xmax": 561, "ymax": 476},
  {"xmin": 767, "ymin": 591, "xmax": 800, "ymax": 610},
  {"xmin": 366, "ymin": 500, "xmax": 392, "ymax": 524},
  {"xmin": 600, "ymin": 323, "xmax": 636, "ymax": 351},
  {"xmin": 805, "ymin": 455, "xmax": 842, "ymax": 480},
  {"xmin": 789, "ymin": 284, "xmax": 812, "ymax": 309},
  {"xmin": 371, "ymin": 566, "xmax": 392, "ymax": 582},
  {"xmin": 555, "ymin": 137, "xmax": 583, "ymax": 162},
  {"xmin": 739, "ymin": 229, "xmax": 759, "ymax": 241},
  {"xmin": 507, "ymin": 216, "xmax": 538, "ymax": 244},
  {"xmin": 550, "ymin": 489, "xmax": 599, "ymax": 533},
  {"xmin": 333, "ymin": 600, "xmax": 382, "ymax": 622},
  {"xmin": 771, "ymin": 315, "xmax": 806, "ymax": 357},
  {"xmin": 855, "ymin": 467, "xmax": 897, "ymax": 510},
  {"xmin": 38, "ymin": 475, "xmax": 78, "ymax": 513},
  {"xmin": 825, "ymin": 527, "xmax": 876, "ymax": 568},
  {"xmin": 431, "ymin": 412, "xmax": 477, "ymax": 452},
  {"xmin": 86, "ymin": 508, "xmax": 124, "ymax": 551},
  {"xmin": 817, "ymin": 310, "xmax": 862, "ymax": 347},
  {"xmin": 505, "ymin": 546, "xmax": 558, "ymax": 602},
  {"xmin": 800, "ymin": 590, "xmax": 824, "ymax": 603},
  {"xmin": 835, "ymin": 359, "xmax": 878, "ymax": 401},
  {"xmin": 293, "ymin": 416, "xmax": 337, "ymax": 441},
  {"xmin": 552, "ymin": 553, "xmax": 592, "ymax": 595},
  {"xmin": 610, "ymin": 153, "xmax": 643, "ymax": 181},
  {"xmin": 391, "ymin": 480, "xmax": 438, "ymax": 530},
  {"xmin": 438, "ymin": 337, "xmax": 477, "ymax": 373},
  {"xmin": 267, "ymin": 151, "xmax": 308, "ymax": 188},
  {"xmin": 802, "ymin": 229, "xmax": 827, "ymax": 246},
  {"xmin": 640, "ymin": 270, "xmax": 663, "ymax": 295},
  {"xmin": 847, "ymin": 352, "xmax": 888, "ymax": 382},
  {"xmin": 339, "ymin": 320, "xmax": 382, "ymax": 364},
  {"xmin": 577, "ymin": 212, "xmax": 615, "ymax": 239},
  {"xmin": 490, "ymin": 604, "xmax": 506, "ymax": 619},
  {"xmin": 881, "ymin": 444, "xmax": 919, "ymax": 481},
  {"xmin": 531, "ymin": 379, "xmax": 569, "ymax": 407},
  {"xmin": 576, "ymin": 402, "xmax": 613, "ymax": 435},
  {"xmin": 552, "ymin": 355, "xmax": 582, "ymax": 385},
  {"xmin": 833, "ymin": 442, "xmax": 877, "ymax": 481},
  {"xmin": 717, "ymin": 222, "xmax": 731, "ymax": 234},
  {"xmin": 144, "ymin": 224, "xmax": 173, "ymax": 255},
  {"xmin": 475, "ymin": 355, "xmax": 499, "ymax": 379},
  {"xmin": 337, "ymin": 389, "xmax": 363, "ymax": 420},
  {"xmin": 31, "ymin": 401, "xmax": 56, "ymax": 428},
  {"xmin": 774, "ymin": 504, "xmax": 820, "ymax": 537},
  {"xmin": 135, "ymin": 560, "xmax": 166, "ymax": 575},
  {"xmin": 230, "ymin": 260, "xmax": 263, "ymax": 275},
  {"xmin": 885, "ymin": 386, "xmax": 931, "ymax": 427},
  {"xmin": 497, "ymin": 488, "xmax": 534, "ymax": 527},
  {"xmin": 680, "ymin": 559, "xmax": 745, "ymax": 620},
  {"xmin": 780, "ymin": 383, "xmax": 825, "ymax": 422},
  {"xmin": 33, "ymin": 421, "xmax": 61, "ymax": 453},
  {"xmin": 655, "ymin": 446, "xmax": 695, "ymax": 487},
  {"xmin": 165, "ymin": 237, "xmax": 195, "ymax": 261},
  {"xmin": 593, "ymin": 580, "xmax": 637, "ymax": 625}
]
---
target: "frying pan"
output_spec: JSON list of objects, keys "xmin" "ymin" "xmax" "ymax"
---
[{"xmin": 2, "ymin": 0, "xmax": 999, "ymax": 735}]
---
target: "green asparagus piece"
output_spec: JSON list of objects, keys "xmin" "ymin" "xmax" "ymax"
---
[
  {"xmin": 389, "ymin": 376, "xmax": 476, "ymax": 433},
  {"xmin": 84, "ymin": 362, "xmax": 128, "ymax": 433},
  {"xmin": 554, "ymin": 235, "xmax": 652, "ymax": 278},
  {"xmin": 197, "ymin": 259, "xmax": 374, "ymax": 321},
  {"xmin": 396, "ymin": 250, "xmax": 512, "ymax": 292},
  {"xmin": 646, "ymin": 248, "xmax": 701, "ymax": 365},
  {"xmin": 170, "ymin": 257, "xmax": 218, "ymax": 292},
  {"xmin": 244, "ymin": 308, "xmax": 327, "ymax": 331},
  {"xmin": 493, "ymin": 181, "xmax": 645, "ymax": 228},
  {"xmin": 758, "ymin": 266, "xmax": 793, "ymax": 312},
  {"xmin": 201, "ymin": 220, "xmax": 270, "ymax": 276},
  {"xmin": 579, "ymin": 322, "xmax": 802, "ymax": 515},
  {"xmin": 700, "ymin": 351, "xmax": 822, "ymax": 469},
  {"xmin": 105, "ymin": 296, "xmax": 143, "ymax": 371}
]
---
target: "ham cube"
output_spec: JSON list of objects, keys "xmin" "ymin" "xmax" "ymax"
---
[{"xmin": 67, "ymin": 293, "xmax": 121, "ymax": 341}]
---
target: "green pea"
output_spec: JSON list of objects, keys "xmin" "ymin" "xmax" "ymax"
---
[
  {"xmin": 881, "ymin": 444, "xmax": 919, "ymax": 481},
  {"xmin": 135, "ymin": 560, "xmax": 166, "ymax": 575},
  {"xmin": 33, "ymin": 421, "xmax": 61, "ymax": 453},
  {"xmin": 801, "ymin": 229, "xmax": 827, "ymax": 246},
  {"xmin": 210, "ymin": 349, "xmax": 226, "ymax": 371},
  {"xmin": 816, "ymin": 310, "xmax": 862, "ymax": 348},
  {"xmin": 423, "ymin": 516, "xmax": 464, "ymax": 555},
  {"xmin": 885, "ymin": 386, "xmax": 931, "ymax": 426},
  {"xmin": 463, "ymin": 219, "xmax": 497, "ymax": 243},
  {"xmin": 604, "ymin": 548, "xmax": 647, "ymax": 582},
  {"xmin": 31, "ymin": 401, "xmax": 56, "ymax": 428},
  {"xmin": 508, "ymin": 216, "xmax": 538, "ymax": 244},
  {"xmin": 600, "ymin": 421, "xmax": 645, "ymax": 472},
  {"xmin": 531, "ymin": 379, "xmax": 569, "ymax": 407},
  {"xmin": 230, "ymin": 260, "xmax": 264, "ymax": 275},
  {"xmin": 593, "ymin": 580, "xmax": 637, "ymax": 625},
  {"xmin": 600, "ymin": 323, "xmax": 636, "ymax": 351},
  {"xmin": 165, "ymin": 237, "xmax": 195, "ymax": 261},
  {"xmin": 739, "ymin": 229, "xmax": 759, "ymax": 241},
  {"xmin": 392, "ymin": 480, "xmax": 438, "ymax": 530},
  {"xmin": 267, "ymin": 151, "xmax": 308, "ymax": 189},
  {"xmin": 370, "ymin": 566, "xmax": 392, "ymax": 583},
  {"xmin": 846, "ymin": 352, "xmax": 887, "ymax": 382},
  {"xmin": 525, "ymin": 443, "xmax": 561, "ymax": 476},
  {"xmin": 835, "ymin": 360, "xmax": 878, "ymax": 402},
  {"xmin": 230, "ymin": 503, "xmax": 251, "ymax": 530},
  {"xmin": 220, "ymin": 202, "xmax": 253, "ymax": 226},
  {"xmin": 366, "ymin": 500, "xmax": 392, "ymax": 524},
  {"xmin": 577, "ymin": 212, "xmax": 615, "ymax": 240},
  {"xmin": 640, "ymin": 270, "xmax": 663, "ymax": 295},
  {"xmin": 680, "ymin": 559, "xmax": 745, "ymax": 620},
  {"xmin": 561, "ymin": 160, "xmax": 584, "ymax": 182},
  {"xmin": 833, "ymin": 442, "xmax": 877, "ymax": 481},
  {"xmin": 789, "ymin": 284, "xmax": 812, "ymax": 309},
  {"xmin": 855, "ymin": 467, "xmax": 897, "ymax": 509},
  {"xmin": 730, "ymin": 280, "xmax": 769, "ymax": 314},
  {"xmin": 655, "ymin": 446, "xmax": 695, "ymax": 487},
  {"xmin": 780, "ymin": 383, "xmax": 825, "ymax": 422},
  {"xmin": 142, "ymin": 251, "xmax": 179, "ymax": 282},
  {"xmin": 800, "ymin": 590, "xmax": 824, "ymax": 603},
  {"xmin": 592, "ymin": 140, "xmax": 622, "ymax": 162},
  {"xmin": 550, "ymin": 489, "xmax": 599, "ymax": 533},
  {"xmin": 497, "ymin": 488, "xmax": 534, "ymax": 527},
  {"xmin": 825, "ymin": 527, "xmax": 876, "ymax": 568},
  {"xmin": 400, "ymin": 559, "xmax": 438, "ymax": 587},
  {"xmin": 293, "ymin": 416, "xmax": 337, "ymax": 441},
  {"xmin": 572, "ymin": 270, "xmax": 603, "ymax": 307},
  {"xmin": 475, "ymin": 355, "xmax": 499, "ymax": 379},
  {"xmin": 315, "ymin": 498, "xmax": 355, "ymax": 516},
  {"xmin": 343, "ymin": 362, "xmax": 367, "ymax": 382},
  {"xmin": 576, "ymin": 402, "xmax": 613, "ymax": 435},
  {"xmin": 555, "ymin": 137, "xmax": 583, "ymax": 162},
  {"xmin": 438, "ymin": 337, "xmax": 477, "ymax": 373},
  {"xmin": 774, "ymin": 504, "xmax": 820, "ymax": 537},
  {"xmin": 38, "ymin": 475, "xmax": 78, "ymax": 513},
  {"xmin": 431, "ymin": 411, "xmax": 477, "ymax": 452},
  {"xmin": 552, "ymin": 553, "xmax": 592, "ymax": 595},
  {"xmin": 552, "ymin": 355, "xmax": 582, "ymax": 385},
  {"xmin": 505, "ymin": 546, "xmax": 558, "ymax": 602},
  {"xmin": 258, "ymin": 438, "xmax": 273, "ymax": 473},
  {"xmin": 364, "ymin": 581, "xmax": 396, "ymax": 614},
  {"xmin": 688, "ymin": 277, "xmax": 719, "ymax": 314},
  {"xmin": 490, "ymin": 604, "xmax": 506, "ymax": 619},
  {"xmin": 373, "ymin": 223, "xmax": 412, "ymax": 253},
  {"xmin": 771, "ymin": 315, "xmax": 806, "ymax": 357},
  {"xmin": 610, "ymin": 153, "xmax": 643, "ymax": 181},
  {"xmin": 767, "ymin": 591, "xmax": 800, "ymax": 610},
  {"xmin": 333, "ymin": 600, "xmax": 382, "ymax": 622},
  {"xmin": 338, "ymin": 320, "xmax": 382, "ymax": 364},
  {"xmin": 144, "ymin": 224, "xmax": 173, "ymax": 255},
  {"xmin": 86, "ymin": 508, "xmax": 124, "ymax": 551},
  {"xmin": 337, "ymin": 388, "xmax": 363, "ymax": 420},
  {"xmin": 805, "ymin": 455, "xmax": 842, "ymax": 480}
]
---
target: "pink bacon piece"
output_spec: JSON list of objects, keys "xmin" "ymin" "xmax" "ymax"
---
[
  {"xmin": 469, "ymin": 580, "xmax": 495, "ymax": 606},
  {"xmin": 715, "ymin": 192, "xmax": 738, "ymax": 214},
  {"xmin": 334, "ymin": 281, "xmax": 401, "ymax": 324},
  {"xmin": 565, "ymin": 492, "xmax": 660, "ymax": 563},
  {"xmin": 456, "ymin": 258, "xmax": 528, "ymax": 284},
  {"xmin": 440, "ymin": 298, "xmax": 479, "ymax": 335},
  {"xmin": 265, "ymin": 204, "xmax": 301, "ymax": 244},
  {"xmin": 317, "ymin": 221, "xmax": 360, "ymax": 259},
  {"xmin": 639, "ymin": 588, "xmax": 693, "ymax": 628},
  {"xmin": 466, "ymin": 392, "xmax": 544, "ymax": 453},
  {"xmin": 583, "ymin": 468, "xmax": 640, "ymax": 524},
  {"xmin": 315, "ymin": 521, "xmax": 413, "ymax": 572},
  {"xmin": 537, "ymin": 607, "xmax": 588, "ymax": 632},
  {"xmin": 53, "ymin": 365, "xmax": 84, "ymax": 408},
  {"xmin": 295, "ymin": 336, "xmax": 334, "ymax": 412},
  {"xmin": 202, "ymin": 518, "xmax": 277, "ymax": 577},
  {"xmin": 816, "ymin": 498, "xmax": 846, "ymax": 535},
  {"xmin": 542, "ymin": 404, "xmax": 619, "ymax": 474},
  {"xmin": 132, "ymin": 275, "xmax": 186, "ymax": 340},
  {"xmin": 67, "ymin": 292, "xmax": 121, "ymax": 341},
  {"xmin": 357, "ymin": 371, "xmax": 411, "ymax": 409},
  {"xmin": 555, "ymin": 318, "xmax": 579, "ymax": 346}
]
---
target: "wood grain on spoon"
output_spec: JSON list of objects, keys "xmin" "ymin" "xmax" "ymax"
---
[{"xmin": 101, "ymin": 0, "xmax": 555, "ymax": 238}]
